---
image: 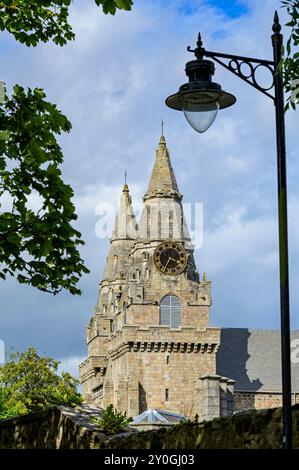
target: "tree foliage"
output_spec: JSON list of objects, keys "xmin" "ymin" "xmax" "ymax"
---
[
  {"xmin": 0, "ymin": 0, "xmax": 133, "ymax": 47},
  {"xmin": 0, "ymin": 0, "xmax": 74, "ymax": 46},
  {"xmin": 91, "ymin": 404, "xmax": 132, "ymax": 434},
  {"xmin": 0, "ymin": 347, "xmax": 82, "ymax": 419},
  {"xmin": 95, "ymin": 0, "xmax": 133, "ymax": 15},
  {"xmin": 0, "ymin": 85, "xmax": 89, "ymax": 294},
  {"xmin": 0, "ymin": 1, "xmax": 134, "ymax": 294},
  {"xmin": 281, "ymin": 1, "xmax": 299, "ymax": 109}
]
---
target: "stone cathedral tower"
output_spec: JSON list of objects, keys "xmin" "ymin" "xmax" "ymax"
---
[{"xmin": 79, "ymin": 135, "xmax": 227, "ymax": 420}]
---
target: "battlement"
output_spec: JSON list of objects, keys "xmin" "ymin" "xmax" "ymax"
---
[{"xmin": 107, "ymin": 325, "xmax": 220, "ymax": 360}]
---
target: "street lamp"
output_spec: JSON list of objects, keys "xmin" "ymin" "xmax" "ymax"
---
[
  {"xmin": 166, "ymin": 50, "xmax": 236, "ymax": 132},
  {"xmin": 166, "ymin": 11, "xmax": 293, "ymax": 449}
]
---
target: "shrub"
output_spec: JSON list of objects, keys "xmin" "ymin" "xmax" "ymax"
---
[{"xmin": 91, "ymin": 404, "xmax": 132, "ymax": 435}]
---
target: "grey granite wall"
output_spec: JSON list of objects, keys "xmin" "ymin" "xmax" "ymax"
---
[{"xmin": 0, "ymin": 404, "xmax": 298, "ymax": 449}]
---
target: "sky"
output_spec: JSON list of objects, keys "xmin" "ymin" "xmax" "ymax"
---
[{"xmin": 0, "ymin": 0, "xmax": 298, "ymax": 378}]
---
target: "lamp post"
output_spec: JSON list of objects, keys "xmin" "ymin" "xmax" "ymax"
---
[{"xmin": 166, "ymin": 11, "xmax": 293, "ymax": 449}]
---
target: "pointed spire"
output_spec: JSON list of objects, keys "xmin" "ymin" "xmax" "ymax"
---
[
  {"xmin": 112, "ymin": 183, "xmax": 137, "ymax": 241},
  {"xmin": 138, "ymin": 134, "xmax": 193, "ymax": 251},
  {"xmin": 144, "ymin": 134, "xmax": 182, "ymax": 201},
  {"xmin": 102, "ymin": 183, "xmax": 137, "ymax": 281}
]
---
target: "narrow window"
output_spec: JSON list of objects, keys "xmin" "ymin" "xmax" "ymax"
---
[
  {"xmin": 146, "ymin": 206, "xmax": 151, "ymax": 238},
  {"xmin": 158, "ymin": 210, "xmax": 162, "ymax": 239},
  {"xmin": 123, "ymin": 302, "xmax": 127, "ymax": 325},
  {"xmin": 169, "ymin": 210, "xmax": 173, "ymax": 239},
  {"xmin": 166, "ymin": 355, "xmax": 169, "ymax": 364},
  {"xmin": 165, "ymin": 388, "xmax": 169, "ymax": 401}
]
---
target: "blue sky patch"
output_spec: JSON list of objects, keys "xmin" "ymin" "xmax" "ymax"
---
[
  {"xmin": 210, "ymin": 0, "xmax": 249, "ymax": 18},
  {"xmin": 178, "ymin": 0, "xmax": 249, "ymax": 18}
]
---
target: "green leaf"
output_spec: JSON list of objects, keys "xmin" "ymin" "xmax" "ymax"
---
[
  {"xmin": 31, "ymin": 274, "xmax": 45, "ymax": 287},
  {"xmin": 6, "ymin": 233, "xmax": 20, "ymax": 246},
  {"xmin": 95, "ymin": 0, "xmax": 133, "ymax": 14},
  {"xmin": 34, "ymin": 88, "xmax": 46, "ymax": 99},
  {"xmin": 39, "ymin": 240, "xmax": 53, "ymax": 256},
  {"xmin": 286, "ymin": 20, "xmax": 296, "ymax": 27},
  {"xmin": 17, "ymin": 274, "xmax": 28, "ymax": 284},
  {"xmin": 115, "ymin": 0, "xmax": 133, "ymax": 10},
  {"xmin": 47, "ymin": 163, "xmax": 61, "ymax": 175},
  {"xmin": 0, "ymin": 130, "xmax": 10, "ymax": 141}
]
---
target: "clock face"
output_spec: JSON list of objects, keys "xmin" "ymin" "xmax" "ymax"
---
[{"xmin": 154, "ymin": 241, "xmax": 187, "ymax": 275}]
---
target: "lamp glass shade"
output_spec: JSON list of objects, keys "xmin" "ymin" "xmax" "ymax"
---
[{"xmin": 181, "ymin": 93, "xmax": 219, "ymax": 133}]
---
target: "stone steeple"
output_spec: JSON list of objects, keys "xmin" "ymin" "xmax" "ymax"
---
[
  {"xmin": 103, "ymin": 183, "xmax": 137, "ymax": 281},
  {"xmin": 87, "ymin": 183, "xmax": 137, "ymax": 355},
  {"xmin": 112, "ymin": 183, "xmax": 137, "ymax": 241},
  {"xmin": 144, "ymin": 135, "xmax": 182, "ymax": 201},
  {"xmin": 138, "ymin": 135, "xmax": 191, "ymax": 247}
]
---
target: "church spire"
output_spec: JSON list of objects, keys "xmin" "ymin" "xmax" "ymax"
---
[
  {"xmin": 102, "ymin": 183, "xmax": 137, "ymax": 282},
  {"xmin": 138, "ymin": 134, "xmax": 192, "ymax": 245},
  {"xmin": 112, "ymin": 182, "xmax": 137, "ymax": 241},
  {"xmin": 144, "ymin": 134, "xmax": 182, "ymax": 201}
]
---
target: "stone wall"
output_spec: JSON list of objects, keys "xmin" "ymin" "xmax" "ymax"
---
[
  {"xmin": 0, "ymin": 404, "xmax": 298, "ymax": 449},
  {"xmin": 99, "ymin": 406, "xmax": 299, "ymax": 449},
  {"xmin": 0, "ymin": 405, "xmax": 105, "ymax": 449},
  {"xmin": 235, "ymin": 391, "xmax": 299, "ymax": 412}
]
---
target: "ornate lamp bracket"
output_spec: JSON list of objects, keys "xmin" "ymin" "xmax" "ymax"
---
[{"xmin": 187, "ymin": 34, "xmax": 275, "ymax": 101}]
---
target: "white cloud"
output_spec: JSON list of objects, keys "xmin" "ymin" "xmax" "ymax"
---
[
  {"xmin": 0, "ymin": 189, "xmax": 44, "ymax": 213},
  {"xmin": 201, "ymin": 207, "xmax": 278, "ymax": 274},
  {"xmin": 58, "ymin": 355, "xmax": 85, "ymax": 380},
  {"xmin": 74, "ymin": 182, "xmax": 143, "ymax": 216}
]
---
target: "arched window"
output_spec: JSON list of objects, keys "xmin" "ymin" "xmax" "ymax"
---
[{"xmin": 159, "ymin": 295, "xmax": 181, "ymax": 328}]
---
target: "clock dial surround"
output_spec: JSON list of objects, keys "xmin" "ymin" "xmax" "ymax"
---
[{"xmin": 154, "ymin": 241, "xmax": 187, "ymax": 275}]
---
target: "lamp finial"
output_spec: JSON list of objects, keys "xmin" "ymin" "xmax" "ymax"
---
[{"xmin": 273, "ymin": 10, "xmax": 281, "ymax": 34}]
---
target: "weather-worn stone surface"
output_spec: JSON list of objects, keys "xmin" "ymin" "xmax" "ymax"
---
[
  {"xmin": 0, "ymin": 405, "xmax": 298, "ymax": 449},
  {"xmin": 0, "ymin": 404, "xmax": 106, "ymax": 449}
]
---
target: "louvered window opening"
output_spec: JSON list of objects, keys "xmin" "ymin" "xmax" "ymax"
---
[{"xmin": 160, "ymin": 295, "xmax": 181, "ymax": 328}]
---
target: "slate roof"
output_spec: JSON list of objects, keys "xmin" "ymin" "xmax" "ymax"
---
[{"xmin": 216, "ymin": 328, "xmax": 299, "ymax": 392}]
